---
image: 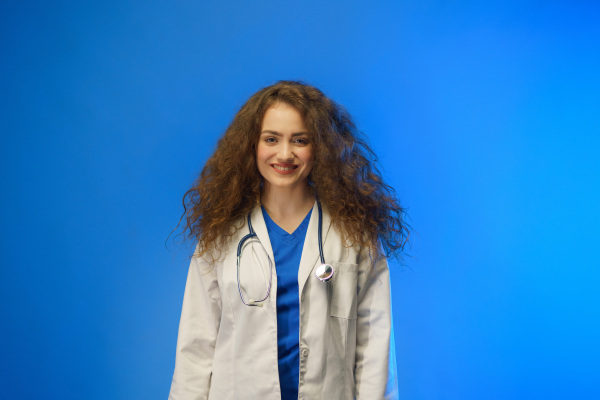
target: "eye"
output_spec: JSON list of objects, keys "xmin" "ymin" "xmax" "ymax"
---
[
  {"xmin": 293, "ymin": 137, "xmax": 309, "ymax": 145},
  {"xmin": 264, "ymin": 137, "xmax": 277, "ymax": 143}
]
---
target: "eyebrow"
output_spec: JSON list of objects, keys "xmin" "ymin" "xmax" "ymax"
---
[{"xmin": 260, "ymin": 130, "xmax": 310, "ymax": 137}]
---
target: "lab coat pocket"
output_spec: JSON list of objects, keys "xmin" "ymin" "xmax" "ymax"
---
[{"xmin": 329, "ymin": 262, "xmax": 358, "ymax": 319}]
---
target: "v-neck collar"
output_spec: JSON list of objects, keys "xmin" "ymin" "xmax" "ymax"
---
[{"xmin": 261, "ymin": 206, "xmax": 312, "ymax": 241}]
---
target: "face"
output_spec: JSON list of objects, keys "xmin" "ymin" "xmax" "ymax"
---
[{"xmin": 256, "ymin": 102, "xmax": 314, "ymax": 191}]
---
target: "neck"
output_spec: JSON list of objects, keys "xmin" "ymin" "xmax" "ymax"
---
[{"xmin": 261, "ymin": 182, "xmax": 315, "ymax": 222}]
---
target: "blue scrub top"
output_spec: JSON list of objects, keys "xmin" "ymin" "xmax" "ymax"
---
[{"xmin": 262, "ymin": 206, "xmax": 312, "ymax": 400}]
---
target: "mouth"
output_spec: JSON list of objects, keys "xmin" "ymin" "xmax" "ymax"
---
[{"xmin": 271, "ymin": 164, "xmax": 298, "ymax": 174}]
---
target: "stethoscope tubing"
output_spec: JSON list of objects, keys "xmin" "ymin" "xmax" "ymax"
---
[
  {"xmin": 236, "ymin": 201, "xmax": 333, "ymax": 307},
  {"xmin": 236, "ymin": 214, "xmax": 272, "ymax": 306}
]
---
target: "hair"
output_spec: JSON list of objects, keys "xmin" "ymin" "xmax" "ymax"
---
[{"xmin": 180, "ymin": 80, "xmax": 409, "ymax": 264}]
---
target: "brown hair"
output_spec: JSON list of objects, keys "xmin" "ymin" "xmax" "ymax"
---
[{"xmin": 180, "ymin": 80, "xmax": 409, "ymax": 263}]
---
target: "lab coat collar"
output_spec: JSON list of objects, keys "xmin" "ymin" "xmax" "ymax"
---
[
  {"xmin": 249, "ymin": 205, "xmax": 275, "ymax": 267},
  {"xmin": 298, "ymin": 201, "xmax": 332, "ymax": 295}
]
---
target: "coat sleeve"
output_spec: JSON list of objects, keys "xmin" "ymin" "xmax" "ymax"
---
[
  {"xmin": 169, "ymin": 253, "xmax": 222, "ymax": 400},
  {"xmin": 354, "ymin": 253, "xmax": 399, "ymax": 400}
]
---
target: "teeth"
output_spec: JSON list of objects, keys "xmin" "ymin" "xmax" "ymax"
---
[{"xmin": 273, "ymin": 165, "xmax": 296, "ymax": 171}]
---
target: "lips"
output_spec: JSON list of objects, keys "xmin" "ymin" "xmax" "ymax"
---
[{"xmin": 271, "ymin": 163, "xmax": 298, "ymax": 175}]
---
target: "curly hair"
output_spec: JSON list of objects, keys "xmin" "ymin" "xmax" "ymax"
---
[{"xmin": 180, "ymin": 80, "xmax": 409, "ymax": 263}]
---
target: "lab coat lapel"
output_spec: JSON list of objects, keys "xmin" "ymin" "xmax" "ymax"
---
[
  {"xmin": 250, "ymin": 206, "xmax": 275, "ymax": 265},
  {"xmin": 298, "ymin": 201, "xmax": 332, "ymax": 295}
]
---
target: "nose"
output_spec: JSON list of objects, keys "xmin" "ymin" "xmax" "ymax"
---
[{"xmin": 277, "ymin": 142, "xmax": 294, "ymax": 162}]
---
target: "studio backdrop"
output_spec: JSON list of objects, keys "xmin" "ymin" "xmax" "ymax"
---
[{"xmin": 1, "ymin": 1, "xmax": 599, "ymax": 399}]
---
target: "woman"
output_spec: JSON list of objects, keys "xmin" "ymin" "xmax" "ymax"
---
[{"xmin": 169, "ymin": 81, "xmax": 409, "ymax": 400}]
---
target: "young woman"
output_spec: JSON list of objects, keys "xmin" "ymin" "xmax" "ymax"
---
[{"xmin": 169, "ymin": 81, "xmax": 409, "ymax": 400}]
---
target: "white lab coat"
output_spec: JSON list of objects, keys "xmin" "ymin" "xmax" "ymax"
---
[{"xmin": 169, "ymin": 202, "xmax": 398, "ymax": 399}]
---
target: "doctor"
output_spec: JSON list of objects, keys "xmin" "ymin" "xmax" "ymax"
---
[{"xmin": 169, "ymin": 81, "xmax": 409, "ymax": 400}]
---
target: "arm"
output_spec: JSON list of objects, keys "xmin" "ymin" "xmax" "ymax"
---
[
  {"xmin": 169, "ymin": 254, "xmax": 222, "ymax": 400},
  {"xmin": 354, "ymin": 254, "xmax": 399, "ymax": 400}
]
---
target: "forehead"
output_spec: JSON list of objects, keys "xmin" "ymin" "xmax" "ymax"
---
[{"xmin": 261, "ymin": 102, "xmax": 308, "ymax": 133}]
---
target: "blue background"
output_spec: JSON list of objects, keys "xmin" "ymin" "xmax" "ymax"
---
[{"xmin": 1, "ymin": 1, "xmax": 599, "ymax": 399}]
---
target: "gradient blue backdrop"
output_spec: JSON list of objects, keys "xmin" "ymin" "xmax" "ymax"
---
[{"xmin": 1, "ymin": 1, "xmax": 599, "ymax": 399}]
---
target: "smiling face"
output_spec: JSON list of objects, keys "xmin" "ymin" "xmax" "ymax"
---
[{"xmin": 256, "ymin": 102, "xmax": 314, "ymax": 192}]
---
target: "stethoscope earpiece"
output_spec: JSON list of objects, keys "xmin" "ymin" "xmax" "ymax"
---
[{"xmin": 315, "ymin": 263, "xmax": 334, "ymax": 282}]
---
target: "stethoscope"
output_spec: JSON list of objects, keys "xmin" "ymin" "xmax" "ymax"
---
[{"xmin": 236, "ymin": 201, "xmax": 334, "ymax": 307}]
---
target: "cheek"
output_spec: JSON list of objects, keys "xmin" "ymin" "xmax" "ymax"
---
[
  {"xmin": 301, "ymin": 147, "xmax": 314, "ymax": 169},
  {"xmin": 256, "ymin": 144, "xmax": 269, "ymax": 164},
  {"xmin": 255, "ymin": 154, "xmax": 266, "ymax": 180},
  {"xmin": 255, "ymin": 145, "xmax": 273, "ymax": 180}
]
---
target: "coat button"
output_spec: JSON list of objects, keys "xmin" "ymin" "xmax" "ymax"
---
[{"xmin": 301, "ymin": 348, "xmax": 309, "ymax": 358}]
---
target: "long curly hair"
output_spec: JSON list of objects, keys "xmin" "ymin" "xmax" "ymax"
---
[{"xmin": 180, "ymin": 80, "xmax": 409, "ymax": 263}]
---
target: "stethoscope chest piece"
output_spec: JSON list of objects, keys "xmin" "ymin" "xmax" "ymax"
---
[{"xmin": 315, "ymin": 263, "xmax": 334, "ymax": 282}]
